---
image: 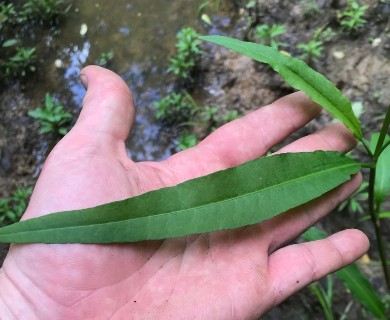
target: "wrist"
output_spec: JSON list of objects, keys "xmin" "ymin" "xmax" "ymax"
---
[{"xmin": 0, "ymin": 267, "xmax": 39, "ymax": 319}]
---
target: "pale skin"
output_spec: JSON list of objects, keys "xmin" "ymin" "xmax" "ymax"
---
[{"xmin": 0, "ymin": 66, "xmax": 368, "ymax": 319}]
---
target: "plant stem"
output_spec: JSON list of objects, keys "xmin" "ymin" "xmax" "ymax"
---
[
  {"xmin": 361, "ymin": 139, "xmax": 374, "ymax": 158},
  {"xmin": 374, "ymin": 105, "xmax": 390, "ymax": 158},
  {"xmin": 368, "ymin": 166, "xmax": 390, "ymax": 290},
  {"xmin": 360, "ymin": 162, "xmax": 375, "ymax": 169}
]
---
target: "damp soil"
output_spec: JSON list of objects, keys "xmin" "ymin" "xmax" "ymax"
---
[{"xmin": 1, "ymin": 0, "xmax": 390, "ymax": 319}]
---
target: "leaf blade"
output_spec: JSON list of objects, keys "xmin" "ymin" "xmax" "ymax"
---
[
  {"xmin": 199, "ymin": 35, "xmax": 362, "ymax": 140},
  {"xmin": 369, "ymin": 133, "xmax": 390, "ymax": 206},
  {"xmin": 0, "ymin": 152, "xmax": 360, "ymax": 243}
]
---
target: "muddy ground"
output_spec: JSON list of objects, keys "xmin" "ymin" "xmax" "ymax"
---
[{"xmin": 1, "ymin": 0, "xmax": 390, "ymax": 318}]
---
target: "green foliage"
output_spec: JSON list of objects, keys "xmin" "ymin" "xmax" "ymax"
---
[
  {"xmin": 199, "ymin": 105, "xmax": 239, "ymax": 130},
  {"xmin": 0, "ymin": 2, "xmax": 17, "ymax": 27},
  {"xmin": 167, "ymin": 27, "xmax": 202, "ymax": 79},
  {"xmin": 19, "ymin": 0, "xmax": 72, "ymax": 23},
  {"xmin": 338, "ymin": 181, "xmax": 368, "ymax": 214},
  {"xmin": 96, "ymin": 50, "xmax": 114, "ymax": 66},
  {"xmin": 370, "ymin": 133, "xmax": 390, "ymax": 210},
  {"xmin": 0, "ymin": 187, "xmax": 32, "ymax": 225},
  {"xmin": 28, "ymin": 93, "xmax": 72, "ymax": 136},
  {"xmin": 200, "ymin": 35, "xmax": 362, "ymax": 139},
  {"xmin": 297, "ymin": 27, "xmax": 335, "ymax": 61},
  {"xmin": 254, "ymin": 24, "xmax": 286, "ymax": 49},
  {"xmin": 153, "ymin": 92, "xmax": 198, "ymax": 123},
  {"xmin": 297, "ymin": 40, "xmax": 323, "ymax": 60},
  {"xmin": 0, "ymin": 152, "xmax": 360, "ymax": 243},
  {"xmin": 216, "ymin": 109, "xmax": 239, "ymax": 125},
  {"xmin": 0, "ymin": 0, "xmax": 71, "ymax": 80},
  {"xmin": 339, "ymin": 1, "xmax": 368, "ymax": 32},
  {"xmin": 0, "ymin": 46, "xmax": 37, "ymax": 77},
  {"xmin": 178, "ymin": 131, "xmax": 198, "ymax": 150},
  {"xmin": 309, "ymin": 276, "xmax": 334, "ymax": 320}
]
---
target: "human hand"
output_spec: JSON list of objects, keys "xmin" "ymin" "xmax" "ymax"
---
[{"xmin": 0, "ymin": 66, "xmax": 368, "ymax": 319}]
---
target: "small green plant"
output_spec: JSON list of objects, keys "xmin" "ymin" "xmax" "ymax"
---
[
  {"xmin": 0, "ymin": 2, "xmax": 17, "ymax": 27},
  {"xmin": 178, "ymin": 131, "xmax": 198, "ymax": 150},
  {"xmin": 19, "ymin": 0, "xmax": 71, "ymax": 23},
  {"xmin": 96, "ymin": 50, "xmax": 114, "ymax": 66},
  {"xmin": 153, "ymin": 92, "xmax": 198, "ymax": 123},
  {"xmin": 199, "ymin": 106, "xmax": 239, "ymax": 129},
  {"xmin": 338, "ymin": 182, "xmax": 368, "ymax": 214},
  {"xmin": 167, "ymin": 27, "xmax": 202, "ymax": 79},
  {"xmin": 338, "ymin": 1, "xmax": 368, "ymax": 32},
  {"xmin": 254, "ymin": 24, "xmax": 286, "ymax": 49},
  {"xmin": 0, "ymin": 46, "xmax": 36, "ymax": 77},
  {"xmin": 28, "ymin": 93, "xmax": 72, "ymax": 135},
  {"xmin": 310, "ymin": 276, "xmax": 334, "ymax": 320},
  {"xmin": 0, "ymin": 187, "xmax": 32, "ymax": 225},
  {"xmin": 297, "ymin": 27, "xmax": 335, "ymax": 62},
  {"xmin": 297, "ymin": 39, "xmax": 324, "ymax": 60},
  {"xmin": 216, "ymin": 110, "xmax": 239, "ymax": 126}
]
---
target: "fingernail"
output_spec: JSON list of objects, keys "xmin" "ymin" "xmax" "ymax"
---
[{"xmin": 80, "ymin": 73, "xmax": 88, "ymax": 89}]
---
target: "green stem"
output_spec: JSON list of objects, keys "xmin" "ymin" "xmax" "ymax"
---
[
  {"xmin": 361, "ymin": 139, "xmax": 374, "ymax": 158},
  {"xmin": 374, "ymin": 104, "xmax": 390, "ymax": 158},
  {"xmin": 368, "ymin": 166, "xmax": 390, "ymax": 290},
  {"xmin": 360, "ymin": 162, "xmax": 375, "ymax": 169}
]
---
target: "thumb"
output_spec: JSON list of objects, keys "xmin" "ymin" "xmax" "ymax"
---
[{"xmin": 72, "ymin": 65, "xmax": 135, "ymax": 143}]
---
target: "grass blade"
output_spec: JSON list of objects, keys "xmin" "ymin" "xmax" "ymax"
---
[
  {"xmin": 200, "ymin": 35, "xmax": 362, "ymax": 140},
  {"xmin": 0, "ymin": 152, "xmax": 360, "ymax": 243}
]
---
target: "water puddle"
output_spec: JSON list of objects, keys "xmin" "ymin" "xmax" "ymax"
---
[{"xmin": 26, "ymin": 0, "xmax": 218, "ymax": 161}]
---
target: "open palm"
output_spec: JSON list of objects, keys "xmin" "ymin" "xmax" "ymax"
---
[{"xmin": 0, "ymin": 66, "xmax": 368, "ymax": 319}]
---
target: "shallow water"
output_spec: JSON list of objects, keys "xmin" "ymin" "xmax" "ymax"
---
[{"xmin": 28, "ymin": 0, "xmax": 208, "ymax": 161}]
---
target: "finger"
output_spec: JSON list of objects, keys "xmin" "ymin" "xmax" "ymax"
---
[
  {"xmin": 162, "ymin": 92, "xmax": 321, "ymax": 181},
  {"xmin": 71, "ymin": 65, "xmax": 135, "ymax": 144},
  {"xmin": 267, "ymin": 229, "xmax": 369, "ymax": 309},
  {"xmin": 264, "ymin": 173, "xmax": 362, "ymax": 253},
  {"xmin": 277, "ymin": 122, "xmax": 356, "ymax": 154}
]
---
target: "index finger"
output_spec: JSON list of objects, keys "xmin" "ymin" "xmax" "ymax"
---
[{"xmin": 161, "ymin": 92, "xmax": 321, "ymax": 181}]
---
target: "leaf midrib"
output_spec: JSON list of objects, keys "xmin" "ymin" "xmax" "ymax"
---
[
  {"xmin": 2, "ymin": 162, "xmax": 357, "ymax": 235},
  {"xmin": 228, "ymin": 41, "xmax": 348, "ymax": 118}
]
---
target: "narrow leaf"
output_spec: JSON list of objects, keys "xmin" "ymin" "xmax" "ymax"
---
[
  {"xmin": 200, "ymin": 35, "xmax": 362, "ymax": 140},
  {"xmin": 303, "ymin": 227, "xmax": 387, "ymax": 319},
  {"xmin": 0, "ymin": 152, "xmax": 360, "ymax": 244},
  {"xmin": 370, "ymin": 133, "xmax": 390, "ymax": 206},
  {"xmin": 374, "ymin": 104, "xmax": 390, "ymax": 158}
]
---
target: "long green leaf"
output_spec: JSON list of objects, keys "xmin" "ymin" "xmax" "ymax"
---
[
  {"xmin": 0, "ymin": 152, "xmax": 360, "ymax": 243},
  {"xmin": 370, "ymin": 133, "xmax": 390, "ymax": 207},
  {"xmin": 200, "ymin": 35, "xmax": 362, "ymax": 140},
  {"xmin": 303, "ymin": 227, "xmax": 387, "ymax": 319}
]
